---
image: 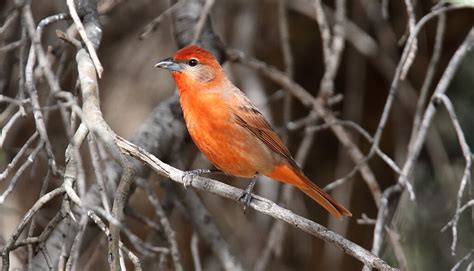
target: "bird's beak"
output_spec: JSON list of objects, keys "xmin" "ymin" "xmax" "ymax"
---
[{"xmin": 155, "ymin": 57, "xmax": 182, "ymax": 72}]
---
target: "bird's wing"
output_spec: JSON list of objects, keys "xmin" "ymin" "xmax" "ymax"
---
[{"xmin": 231, "ymin": 100, "xmax": 293, "ymax": 162}]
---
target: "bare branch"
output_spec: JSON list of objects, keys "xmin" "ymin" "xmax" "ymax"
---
[
  {"xmin": 1, "ymin": 187, "xmax": 66, "ymax": 271},
  {"xmin": 369, "ymin": 185, "xmax": 402, "ymax": 258},
  {"xmin": 319, "ymin": 0, "xmax": 346, "ymax": 97},
  {"xmin": 409, "ymin": 13, "xmax": 446, "ymax": 141},
  {"xmin": 451, "ymin": 249, "xmax": 474, "ymax": 271},
  {"xmin": 144, "ymin": 186, "xmax": 183, "ymax": 271},
  {"xmin": 313, "ymin": 0, "xmax": 331, "ymax": 65},
  {"xmin": 398, "ymin": 29, "xmax": 474, "ymax": 196},
  {"xmin": 179, "ymin": 186, "xmax": 244, "ymax": 271},
  {"xmin": 191, "ymin": 0, "xmax": 215, "ymax": 44},
  {"xmin": 191, "ymin": 232, "xmax": 202, "ymax": 271},
  {"xmin": 437, "ymin": 94, "xmax": 472, "ymax": 255},
  {"xmin": 0, "ymin": 140, "xmax": 44, "ymax": 203},
  {"xmin": 0, "ymin": 109, "xmax": 26, "ymax": 149},
  {"xmin": 278, "ymin": 0, "xmax": 294, "ymax": 143},
  {"xmin": 86, "ymin": 211, "xmax": 142, "ymax": 270},
  {"xmin": 116, "ymin": 136, "xmax": 397, "ymax": 270},
  {"xmin": 0, "ymin": 9, "xmax": 19, "ymax": 37},
  {"xmin": 88, "ymin": 134, "xmax": 111, "ymax": 213},
  {"xmin": 76, "ymin": 48, "xmax": 134, "ymax": 270},
  {"xmin": 140, "ymin": 0, "xmax": 183, "ymax": 40},
  {"xmin": 0, "ymin": 39, "xmax": 24, "ymax": 52},
  {"xmin": 67, "ymin": 0, "xmax": 103, "ymax": 77},
  {"xmin": 399, "ymin": 0, "xmax": 418, "ymax": 79}
]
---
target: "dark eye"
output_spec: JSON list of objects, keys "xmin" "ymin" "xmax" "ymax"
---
[{"xmin": 188, "ymin": 59, "xmax": 198, "ymax": 67}]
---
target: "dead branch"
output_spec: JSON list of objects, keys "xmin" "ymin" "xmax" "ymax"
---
[{"xmin": 116, "ymin": 136, "xmax": 397, "ymax": 271}]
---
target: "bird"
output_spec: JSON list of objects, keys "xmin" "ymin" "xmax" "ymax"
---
[{"xmin": 156, "ymin": 45, "xmax": 352, "ymax": 219}]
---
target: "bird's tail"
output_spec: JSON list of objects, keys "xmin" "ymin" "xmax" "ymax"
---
[{"xmin": 266, "ymin": 163, "xmax": 352, "ymax": 219}]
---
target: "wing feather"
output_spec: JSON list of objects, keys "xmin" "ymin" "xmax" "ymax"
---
[{"xmin": 232, "ymin": 103, "xmax": 293, "ymax": 162}]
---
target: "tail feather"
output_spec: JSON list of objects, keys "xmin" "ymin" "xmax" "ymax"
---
[{"xmin": 266, "ymin": 163, "xmax": 352, "ymax": 219}]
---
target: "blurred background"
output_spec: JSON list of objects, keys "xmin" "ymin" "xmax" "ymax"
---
[{"xmin": 1, "ymin": 0, "xmax": 473, "ymax": 270}]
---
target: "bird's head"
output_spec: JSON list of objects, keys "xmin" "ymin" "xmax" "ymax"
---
[{"xmin": 156, "ymin": 45, "xmax": 225, "ymax": 91}]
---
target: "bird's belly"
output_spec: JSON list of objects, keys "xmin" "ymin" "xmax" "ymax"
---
[{"xmin": 187, "ymin": 119, "xmax": 275, "ymax": 178}]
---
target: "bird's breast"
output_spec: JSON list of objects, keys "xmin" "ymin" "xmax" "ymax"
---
[{"xmin": 180, "ymin": 92, "xmax": 275, "ymax": 177}]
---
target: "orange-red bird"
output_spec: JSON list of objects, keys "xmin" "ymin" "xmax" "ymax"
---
[{"xmin": 156, "ymin": 45, "xmax": 351, "ymax": 219}]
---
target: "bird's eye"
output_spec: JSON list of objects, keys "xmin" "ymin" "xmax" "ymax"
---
[{"xmin": 188, "ymin": 59, "xmax": 198, "ymax": 67}]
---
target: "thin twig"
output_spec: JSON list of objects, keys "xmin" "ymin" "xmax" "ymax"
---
[
  {"xmin": 38, "ymin": 244, "xmax": 53, "ymax": 270},
  {"xmin": 450, "ymin": 250, "xmax": 474, "ymax": 271},
  {"xmin": 179, "ymin": 185, "xmax": 244, "ymax": 271},
  {"xmin": 319, "ymin": 0, "xmax": 346, "ymax": 97},
  {"xmin": 437, "ymin": 94, "xmax": 472, "ymax": 255},
  {"xmin": 0, "ymin": 109, "xmax": 26, "ymax": 148},
  {"xmin": 23, "ymin": 9, "xmax": 71, "ymax": 174},
  {"xmin": 56, "ymin": 29, "xmax": 83, "ymax": 49},
  {"xmin": 0, "ymin": 39, "xmax": 24, "ymax": 51},
  {"xmin": 369, "ymin": 184, "xmax": 402, "ymax": 257},
  {"xmin": 0, "ymin": 10, "xmax": 19, "ymax": 36},
  {"xmin": 126, "ymin": 207, "xmax": 162, "ymax": 232},
  {"xmin": 13, "ymin": 211, "xmax": 66, "ymax": 251},
  {"xmin": 398, "ymin": 29, "xmax": 474, "ymax": 198},
  {"xmin": 67, "ymin": 0, "xmax": 103, "ymax": 77},
  {"xmin": 0, "ymin": 95, "xmax": 28, "ymax": 106},
  {"xmin": 306, "ymin": 120, "xmax": 401, "ymax": 176},
  {"xmin": 64, "ymin": 123, "xmax": 88, "ymax": 202},
  {"xmin": 27, "ymin": 169, "xmax": 52, "ymax": 267},
  {"xmin": 357, "ymin": 214, "xmax": 376, "ymax": 225},
  {"xmin": 0, "ymin": 141, "xmax": 45, "ymax": 204},
  {"xmin": 399, "ymin": 5, "xmax": 468, "ymax": 82},
  {"xmin": 145, "ymin": 186, "xmax": 183, "ymax": 271},
  {"xmin": 1, "ymin": 187, "xmax": 66, "ymax": 271},
  {"xmin": 89, "ymin": 206, "xmax": 170, "ymax": 255},
  {"xmin": 385, "ymin": 226, "xmax": 408, "ymax": 271},
  {"xmin": 88, "ymin": 134, "xmax": 111, "ymax": 213},
  {"xmin": 191, "ymin": 232, "xmax": 202, "ymax": 271},
  {"xmin": 400, "ymin": 0, "xmax": 418, "ymax": 79},
  {"xmin": 86, "ymin": 211, "xmax": 142, "ymax": 270},
  {"xmin": 442, "ymin": 200, "xmax": 474, "ymax": 230},
  {"xmin": 313, "ymin": 0, "xmax": 331, "ymax": 65},
  {"xmin": 191, "ymin": 0, "xmax": 215, "ymax": 44},
  {"xmin": 139, "ymin": 0, "xmax": 182, "ymax": 40},
  {"xmin": 347, "ymin": 5, "xmax": 468, "ymax": 202},
  {"xmin": 24, "ymin": 35, "xmax": 55, "ymax": 171},
  {"xmin": 65, "ymin": 215, "xmax": 88, "ymax": 271},
  {"xmin": 278, "ymin": 0, "xmax": 294, "ymax": 144},
  {"xmin": 409, "ymin": 13, "xmax": 446, "ymax": 143}
]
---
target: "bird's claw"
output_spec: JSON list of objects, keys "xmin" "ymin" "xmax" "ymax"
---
[
  {"xmin": 239, "ymin": 178, "xmax": 257, "ymax": 213},
  {"xmin": 239, "ymin": 190, "xmax": 253, "ymax": 213},
  {"xmin": 182, "ymin": 172, "xmax": 196, "ymax": 189}
]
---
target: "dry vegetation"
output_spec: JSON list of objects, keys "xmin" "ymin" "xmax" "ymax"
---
[{"xmin": 0, "ymin": 0, "xmax": 473, "ymax": 270}]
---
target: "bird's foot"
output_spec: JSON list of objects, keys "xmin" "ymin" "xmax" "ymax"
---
[
  {"xmin": 181, "ymin": 169, "xmax": 223, "ymax": 188},
  {"xmin": 239, "ymin": 178, "xmax": 257, "ymax": 213}
]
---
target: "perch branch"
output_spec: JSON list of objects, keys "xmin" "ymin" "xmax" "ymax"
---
[{"xmin": 116, "ymin": 136, "xmax": 397, "ymax": 270}]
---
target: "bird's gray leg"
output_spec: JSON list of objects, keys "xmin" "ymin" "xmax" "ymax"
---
[{"xmin": 239, "ymin": 177, "xmax": 258, "ymax": 212}]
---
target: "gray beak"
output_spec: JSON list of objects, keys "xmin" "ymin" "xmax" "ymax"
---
[{"xmin": 155, "ymin": 57, "xmax": 182, "ymax": 72}]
